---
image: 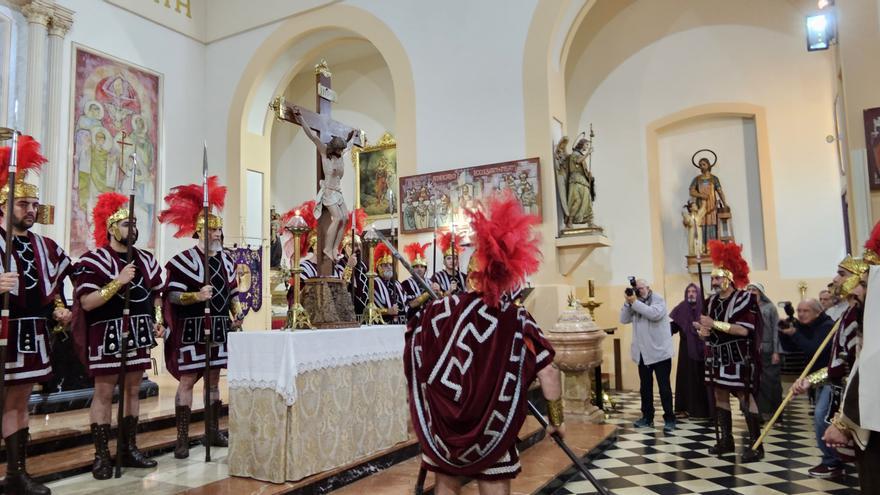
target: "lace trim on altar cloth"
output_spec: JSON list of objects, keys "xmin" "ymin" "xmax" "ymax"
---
[{"xmin": 228, "ymin": 350, "xmax": 402, "ymax": 405}]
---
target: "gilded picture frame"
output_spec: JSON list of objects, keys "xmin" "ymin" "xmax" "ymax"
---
[{"xmin": 352, "ymin": 132, "xmax": 397, "ymax": 220}]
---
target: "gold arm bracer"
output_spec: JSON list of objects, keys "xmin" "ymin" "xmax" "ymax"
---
[
  {"xmin": 806, "ymin": 367, "xmax": 829, "ymax": 386},
  {"xmin": 154, "ymin": 304, "xmax": 164, "ymax": 326},
  {"xmin": 99, "ymin": 280, "xmax": 123, "ymax": 302},
  {"xmin": 712, "ymin": 321, "xmax": 732, "ymax": 334},
  {"xmin": 547, "ymin": 398, "xmax": 564, "ymax": 427},
  {"xmin": 178, "ymin": 292, "xmax": 202, "ymax": 305},
  {"xmin": 408, "ymin": 292, "xmax": 430, "ymax": 308},
  {"xmin": 342, "ymin": 265, "xmax": 353, "ymax": 283}
]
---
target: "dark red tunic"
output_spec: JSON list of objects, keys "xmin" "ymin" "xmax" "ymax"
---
[
  {"xmin": 703, "ymin": 289, "xmax": 761, "ymax": 394},
  {"xmin": 0, "ymin": 230, "xmax": 71, "ymax": 385},
  {"xmin": 405, "ymin": 292, "xmax": 554, "ymax": 480},
  {"xmin": 163, "ymin": 248, "xmax": 237, "ymax": 380},
  {"xmin": 72, "ymin": 247, "xmax": 161, "ymax": 376}
]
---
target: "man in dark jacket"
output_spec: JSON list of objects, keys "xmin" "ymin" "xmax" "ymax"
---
[{"xmin": 779, "ymin": 299, "xmax": 834, "ymax": 375}]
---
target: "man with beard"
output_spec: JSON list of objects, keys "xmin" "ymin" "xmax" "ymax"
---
[
  {"xmin": 791, "ymin": 255, "xmax": 867, "ymax": 478},
  {"xmin": 158, "ymin": 177, "xmax": 243, "ymax": 459},
  {"xmin": 369, "ymin": 243, "xmax": 406, "ymax": 324},
  {"xmin": 823, "ymin": 221, "xmax": 880, "ymax": 492},
  {"xmin": 400, "ymin": 242, "xmax": 440, "ymax": 320},
  {"xmin": 406, "ymin": 193, "xmax": 560, "ymax": 495},
  {"xmin": 695, "ymin": 240, "xmax": 763, "ymax": 462},
  {"xmin": 73, "ymin": 192, "xmax": 162, "ymax": 479},
  {"xmin": 337, "ymin": 208, "xmax": 368, "ymax": 316},
  {"xmin": 0, "ymin": 136, "xmax": 72, "ymax": 495},
  {"xmin": 431, "ymin": 231, "xmax": 466, "ymax": 296},
  {"xmin": 671, "ymin": 283, "xmax": 711, "ymax": 419}
]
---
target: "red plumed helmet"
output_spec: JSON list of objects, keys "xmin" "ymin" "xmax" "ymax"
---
[
  {"xmin": 0, "ymin": 135, "xmax": 48, "ymax": 202},
  {"xmin": 403, "ymin": 242, "xmax": 430, "ymax": 267},
  {"xmin": 707, "ymin": 240, "xmax": 750, "ymax": 289},
  {"xmin": 158, "ymin": 176, "xmax": 226, "ymax": 238},
  {"xmin": 373, "ymin": 242, "xmax": 394, "ymax": 267},
  {"xmin": 467, "ymin": 191, "xmax": 542, "ymax": 307},
  {"xmin": 92, "ymin": 192, "xmax": 129, "ymax": 248},
  {"xmin": 438, "ymin": 231, "xmax": 465, "ymax": 257}
]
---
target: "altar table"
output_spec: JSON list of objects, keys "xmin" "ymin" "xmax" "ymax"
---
[{"xmin": 226, "ymin": 325, "xmax": 408, "ymax": 483}]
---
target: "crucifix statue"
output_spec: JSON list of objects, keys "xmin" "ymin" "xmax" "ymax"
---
[{"xmin": 270, "ymin": 59, "xmax": 364, "ymax": 276}]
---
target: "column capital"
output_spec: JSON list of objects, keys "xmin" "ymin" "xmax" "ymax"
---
[
  {"xmin": 48, "ymin": 6, "xmax": 74, "ymax": 37},
  {"xmin": 22, "ymin": 1, "xmax": 52, "ymax": 27}
]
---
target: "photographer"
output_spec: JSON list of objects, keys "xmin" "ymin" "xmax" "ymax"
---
[
  {"xmin": 778, "ymin": 299, "xmax": 834, "ymax": 376},
  {"xmin": 620, "ymin": 278, "xmax": 675, "ymax": 432}
]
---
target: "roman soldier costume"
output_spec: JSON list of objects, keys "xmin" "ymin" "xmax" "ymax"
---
[
  {"xmin": 401, "ymin": 242, "xmax": 431, "ymax": 319},
  {"xmin": 73, "ymin": 192, "xmax": 162, "ymax": 478},
  {"xmin": 430, "ymin": 231, "xmax": 466, "ymax": 295},
  {"xmin": 406, "ymin": 193, "xmax": 555, "ymax": 482},
  {"xmin": 338, "ymin": 208, "xmax": 368, "ymax": 315},
  {"xmin": 370, "ymin": 243, "xmax": 406, "ymax": 324},
  {"xmin": 703, "ymin": 240, "xmax": 763, "ymax": 461},
  {"xmin": 0, "ymin": 136, "xmax": 71, "ymax": 495},
  {"xmin": 159, "ymin": 176, "xmax": 242, "ymax": 457}
]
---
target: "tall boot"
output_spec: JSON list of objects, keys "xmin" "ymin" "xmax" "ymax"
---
[
  {"xmin": 4, "ymin": 428, "xmax": 50, "ymax": 495},
  {"xmin": 174, "ymin": 405, "xmax": 192, "ymax": 459},
  {"xmin": 708, "ymin": 409, "xmax": 735, "ymax": 455},
  {"xmin": 90, "ymin": 423, "xmax": 113, "ymax": 480},
  {"xmin": 119, "ymin": 416, "xmax": 157, "ymax": 468},
  {"xmin": 205, "ymin": 400, "xmax": 228, "ymax": 447},
  {"xmin": 741, "ymin": 413, "xmax": 765, "ymax": 462}
]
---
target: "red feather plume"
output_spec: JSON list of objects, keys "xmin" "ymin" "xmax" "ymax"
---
[
  {"xmin": 344, "ymin": 208, "xmax": 368, "ymax": 235},
  {"xmin": 0, "ymin": 135, "xmax": 48, "ymax": 185},
  {"xmin": 373, "ymin": 242, "xmax": 393, "ymax": 266},
  {"xmin": 157, "ymin": 176, "xmax": 226, "ymax": 238},
  {"xmin": 707, "ymin": 240, "xmax": 750, "ymax": 289},
  {"xmin": 466, "ymin": 192, "xmax": 542, "ymax": 307},
  {"xmin": 865, "ymin": 220, "xmax": 880, "ymax": 260},
  {"xmin": 438, "ymin": 231, "xmax": 465, "ymax": 256},
  {"xmin": 403, "ymin": 242, "xmax": 430, "ymax": 264},
  {"xmin": 281, "ymin": 200, "xmax": 317, "ymax": 258},
  {"xmin": 92, "ymin": 192, "xmax": 129, "ymax": 248}
]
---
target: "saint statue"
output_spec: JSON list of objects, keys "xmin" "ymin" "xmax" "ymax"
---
[
  {"xmin": 687, "ymin": 149, "xmax": 729, "ymax": 252},
  {"xmin": 292, "ymin": 107, "xmax": 358, "ymax": 262},
  {"xmin": 554, "ymin": 127, "xmax": 597, "ymax": 230},
  {"xmin": 682, "ymin": 200, "xmax": 707, "ymax": 257}
]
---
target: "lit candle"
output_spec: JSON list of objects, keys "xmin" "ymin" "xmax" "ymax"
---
[{"xmin": 588, "ymin": 279, "xmax": 595, "ymax": 298}]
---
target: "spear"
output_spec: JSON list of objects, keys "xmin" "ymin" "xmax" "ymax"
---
[
  {"xmin": 114, "ymin": 149, "xmax": 138, "ymax": 478},
  {"xmin": 450, "ymin": 221, "xmax": 458, "ymax": 293},
  {"xmin": 431, "ymin": 208, "xmax": 438, "ymax": 283},
  {"xmin": 0, "ymin": 124, "xmax": 20, "ymax": 424},
  {"xmin": 201, "ymin": 143, "xmax": 214, "ymax": 462}
]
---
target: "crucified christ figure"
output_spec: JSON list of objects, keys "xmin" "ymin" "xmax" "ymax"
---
[{"xmin": 293, "ymin": 107, "xmax": 358, "ymax": 262}]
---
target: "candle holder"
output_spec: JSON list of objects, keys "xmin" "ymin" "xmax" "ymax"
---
[
  {"xmin": 362, "ymin": 228, "xmax": 385, "ymax": 326},
  {"xmin": 285, "ymin": 212, "xmax": 314, "ymax": 330},
  {"xmin": 798, "ymin": 281, "xmax": 808, "ymax": 301}
]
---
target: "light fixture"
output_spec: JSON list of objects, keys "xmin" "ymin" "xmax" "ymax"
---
[{"xmin": 806, "ymin": 13, "xmax": 833, "ymax": 51}]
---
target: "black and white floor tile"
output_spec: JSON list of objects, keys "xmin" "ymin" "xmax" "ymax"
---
[{"xmin": 541, "ymin": 391, "xmax": 860, "ymax": 495}]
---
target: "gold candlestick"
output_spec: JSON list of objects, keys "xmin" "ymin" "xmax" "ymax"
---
[
  {"xmin": 581, "ymin": 279, "xmax": 602, "ymax": 321},
  {"xmin": 362, "ymin": 228, "xmax": 385, "ymax": 325},
  {"xmin": 798, "ymin": 281, "xmax": 808, "ymax": 301},
  {"xmin": 285, "ymin": 212, "xmax": 314, "ymax": 330}
]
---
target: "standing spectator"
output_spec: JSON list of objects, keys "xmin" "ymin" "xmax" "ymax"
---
[
  {"xmin": 671, "ymin": 283, "xmax": 711, "ymax": 419},
  {"xmin": 747, "ymin": 283, "xmax": 782, "ymax": 421},
  {"xmin": 620, "ymin": 279, "xmax": 676, "ymax": 432}
]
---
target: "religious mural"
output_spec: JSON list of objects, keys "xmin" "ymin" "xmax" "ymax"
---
[
  {"xmin": 353, "ymin": 132, "xmax": 397, "ymax": 220},
  {"xmin": 398, "ymin": 158, "xmax": 541, "ymax": 234},
  {"xmin": 68, "ymin": 45, "xmax": 161, "ymax": 256}
]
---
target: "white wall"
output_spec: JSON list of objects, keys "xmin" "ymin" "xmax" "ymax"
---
[
  {"xmin": 568, "ymin": 18, "xmax": 843, "ymax": 281},
  {"xmin": 56, "ymin": 0, "xmax": 207, "ymax": 263}
]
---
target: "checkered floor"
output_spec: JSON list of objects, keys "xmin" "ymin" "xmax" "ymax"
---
[{"xmin": 539, "ymin": 391, "xmax": 861, "ymax": 495}]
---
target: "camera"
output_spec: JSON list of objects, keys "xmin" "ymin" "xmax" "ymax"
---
[
  {"xmin": 624, "ymin": 276, "xmax": 638, "ymax": 297},
  {"xmin": 777, "ymin": 300, "xmax": 795, "ymax": 319}
]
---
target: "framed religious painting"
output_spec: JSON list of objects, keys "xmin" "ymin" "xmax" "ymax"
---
[
  {"xmin": 352, "ymin": 132, "xmax": 397, "ymax": 220},
  {"xmin": 864, "ymin": 107, "xmax": 880, "ymax": 190},
  {"xmin": 67, "ymin": 44, "xmax": 163, "ymax": 256},
  {"xmin": 398, "ymin": 157, "xmax": 542, "ymax": 234}
]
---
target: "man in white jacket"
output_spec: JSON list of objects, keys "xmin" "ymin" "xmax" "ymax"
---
[{"xmin": 620, "ymin": 279, "xmax": 676, "ymax": 432}]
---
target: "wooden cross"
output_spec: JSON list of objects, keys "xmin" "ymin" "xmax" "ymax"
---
[{"xmin": 270, "ymin": 60, "xmax": 364, "ymax": 192}]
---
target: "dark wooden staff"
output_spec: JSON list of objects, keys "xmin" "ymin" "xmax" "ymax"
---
[
  {"xmin": 201, "ymin": 143, "xmax": 214, "ymax": 463},
  {"xmin": 114, "ymin": 148, "xmax": 138, "ymax": 478},
  {"xmin": 0, "ymin": 128, "xmax": 19, "ymax": 426}
]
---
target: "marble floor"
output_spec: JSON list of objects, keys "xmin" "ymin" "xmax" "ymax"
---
[{"xmin": 26, "ymin": 372, "xmax": 228, "ymax": 444}]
